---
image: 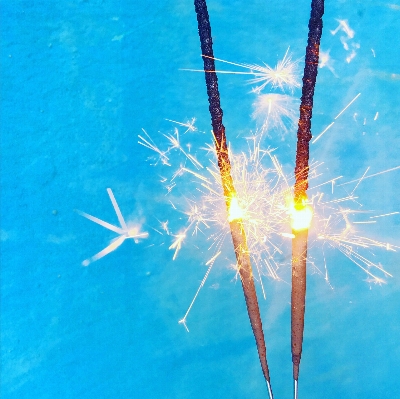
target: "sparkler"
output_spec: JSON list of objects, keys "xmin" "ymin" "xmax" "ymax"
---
[
  {"xmin": 291, "ymin": 1, "xmax": 324, "ymax": 397},
  {"xmin": 312, "ymin": 93, "xmax": 361, "ymax": 144},
  {"xmin": 253, "ymin": 93, "xmax": 299, "ymax": 137},
  {"xmin": 140, "ymin": 1, "xmax": 396, "ymax": 395},
  {"xmin": 193, "ymin": 0, "xmax": 273, "ymax": 396}
]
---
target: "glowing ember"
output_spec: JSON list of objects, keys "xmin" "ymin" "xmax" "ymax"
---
[
  {"xmin": 228, "ymin": 196, "xmax": 244, "ymax": 222},
  {"xmin": 289, "ymin": 200, "xmax": 313, "ymax": 231}
]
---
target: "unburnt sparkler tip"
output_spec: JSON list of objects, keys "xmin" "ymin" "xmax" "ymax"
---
[
  {"xmin": 294, "ymin": 379, "xmax": 298, "ymax": 399},
  {"xmin": 266, "ymin": 380, "xmax": 274, "ymax": 399}
]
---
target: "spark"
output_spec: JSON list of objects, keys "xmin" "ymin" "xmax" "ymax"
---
[
  {"xmin": 164, "ymin": 128, "xmax": 203, "ymax": 169},
  {"xmin": 313, "ymin": 206, "xmax": 395, "ymax": 280},
  {"xmin": 312, "ymin": 122, "xmax": 334, "ymax": 144},
  {"xmin": 319, "ymin": 50, "xmax": 330, "ymax": 68},
  {"xmin": 156, "ymin": 219, "xmax": 171, "ymax": 235},
  {"xmin": 281, "ymin": 232, "xmax": 296, "ymax": 239},
  {"xmin": 143, "ymin": 123, "xmax": 397, "ymax": 288},
  {"xmin": 370, "ymin": 212, "xmax": 399, "ymax": 219},
  {"xmin": 310, "ymin": 176, "xmax": 343, "ymax": 192},
  {"xmin": 165, "ymin": 117, "xmax": 197, "ymax": 133},
  {"xmin": 334, "ymin": 93, "xmax": 361, "ymax": 119},
  {"xmin": 140, "ymin": 126, "xmax": 205, "ymax": 174},
  {"xmin": 169, "ymin": 231, "xmax": 188, "ymax": 260},
  {"xmin": 76, "ymin": 188, "xmax": 148, "ymax": 266},
  {"xmin": 350, "ymin": 167, "xmax": 370, "ymax": 196},
  {"xmin": 179, "ymin": 250, "xmax": 221, "ymax": 332},
  {"xmin": 253, "ymin": 93, "xmax": 299, "ymax": 136},
  {"xmin": 337, "ymin": 165, "xmax": 400, "ymax": 187},
  {"xmin": 312, "ymin": 93, "xmax": 361, "ymax": 144},
  {"xmin": 182, "ymin": 48, "xmax": 300, "ymax": 93},
  {"xmin": 138, "ymin": 129, "xmax": 170, "ymax": 166}
]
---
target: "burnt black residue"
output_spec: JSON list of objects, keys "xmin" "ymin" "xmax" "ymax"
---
[{"xmin": 294, "ymin": 0, "xmax": 324, "ymax": 202}]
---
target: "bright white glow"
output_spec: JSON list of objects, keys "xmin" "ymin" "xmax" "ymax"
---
[
  {"xmin": 289, "ymin": 202, "xmax": 313, "ymax": 231},
  {"xmin": 228, "ymin": 196, "xmax": 244, "ymax": 222}
]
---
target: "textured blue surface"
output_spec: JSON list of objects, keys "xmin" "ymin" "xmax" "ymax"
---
[{"xmin": 1, "ymin": 1, "xmax": 400, "ymax": 398}]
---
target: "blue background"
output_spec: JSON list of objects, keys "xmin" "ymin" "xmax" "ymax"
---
[{"xmin": 1, "ymin": 1, "xmax": 399, "ymax": 398}]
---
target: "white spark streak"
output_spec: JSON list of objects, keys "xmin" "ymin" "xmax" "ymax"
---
[
  {"xmin": 76, "ymin": 189, "xmax": 148, "ymax": 266},
  {"xmin": 312, "ymin": 93, "xmax": 361, "ymax": 144}
]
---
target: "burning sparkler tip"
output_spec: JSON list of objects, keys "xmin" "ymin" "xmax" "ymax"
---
[
  {"xmin": 228, "ymin": 196, "xmax": 244, "ymax": 222},
  {"xmin": 288, "ymin": 198, "xmax": 313, "ymax": 231}
]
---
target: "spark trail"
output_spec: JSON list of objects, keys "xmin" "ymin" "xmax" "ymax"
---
[
  {"xmin": 182, "ymin": 48, "xmax": 300, "ymax": 94},
  {"xmin": 194, "ymin": 0, "xmax": 273, "ymax": 396},
  {"xmin": 76, "ymin": 188, "xmax": 148, "ymax": 266},
  {"xmin": 291, "ymin": 1, "xmax": 324, "ymax": 397}
]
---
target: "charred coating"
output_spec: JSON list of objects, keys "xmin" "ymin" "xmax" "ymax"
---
[
  {"xmin": 294, "ymin": 0, "xmax": 324, "ymax": 202},
  {"xmin": 292, "ymin": 0, "xmax": 324, "ymax": 385},
  {"xmin": 194, "ymin": 0, "xmax": 233, "ymax": 200},
  {"xmin": 194, "ymin": 0, "xmax": 224, "ymax": 144},
  {"xmin": 194, "ymin": 0, "xmax": 273, "ymax": 393}
]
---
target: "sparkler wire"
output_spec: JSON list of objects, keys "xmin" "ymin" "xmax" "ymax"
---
[
  {"xmin": 292, "ymin": 0, "xmax": 324, "ymax": 394},
  {"xmin": 193, "ymin": 0, "xmax": 273, "ymax": 395}
]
